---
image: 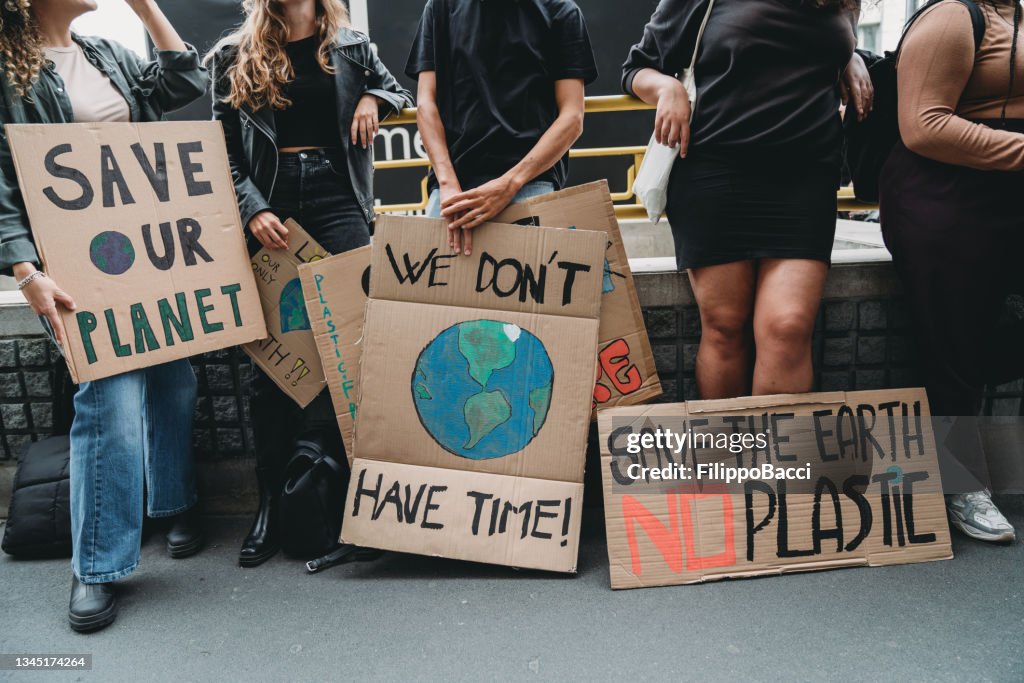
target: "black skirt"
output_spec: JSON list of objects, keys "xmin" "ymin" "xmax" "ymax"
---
[{"xmin": 664, "ymin": 148, "xmax": 840, "ymax": 270}]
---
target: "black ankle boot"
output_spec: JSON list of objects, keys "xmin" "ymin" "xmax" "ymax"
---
[
  {"xmin": 239, "ymin": 468, "xmax": 280, "ymax": 568},
  {"xmin": 166, "ymin": 506, "xmax": 206, "ymax": 559},
  {"xmin": 68, "ymin": 576, "xmax": 117, "ymax": 633}
]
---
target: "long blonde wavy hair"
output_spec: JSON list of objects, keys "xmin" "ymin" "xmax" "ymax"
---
[
  {"xmin": 0, "ymin": 0, "xmax": 46, "ymax": 99},
  {"xmin": 210, "ymin": 0, "xmax": 350, "ymax": 111}
]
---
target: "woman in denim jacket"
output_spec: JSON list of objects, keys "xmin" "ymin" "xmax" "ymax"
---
[{"xmin": 0, "ymin": 0, "xmax": 207, "ymax": 632}]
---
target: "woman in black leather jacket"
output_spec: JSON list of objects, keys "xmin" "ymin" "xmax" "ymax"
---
[{"xmin": 206, "ymin": 0, "xmax": 413, "ymax": 568}]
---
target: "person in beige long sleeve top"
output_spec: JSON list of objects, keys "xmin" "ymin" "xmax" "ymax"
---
[
  {"xmin": 880, "ymin": 0, "xmax": 1024, "ymax": 545},
  {"xmin": 898, "ymin": 0, "xmax": 1024, "ymax": 169}
]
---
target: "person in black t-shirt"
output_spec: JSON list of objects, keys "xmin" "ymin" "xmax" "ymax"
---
[{"xmin": 406, "ymin": 0, "xmax": 598, "ymax": 256}]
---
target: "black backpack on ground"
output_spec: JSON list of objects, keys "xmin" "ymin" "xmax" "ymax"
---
[
  {"xmin": 844, "ymin": 0, "xmax": 986, "ymax": 202},
  {"xmin": 278, "ymin": 438, "xmax": 348, "ymax": 559},
  {"xmin": 2, "ymin": 364, "xmax": 76, "ymax": 558}
]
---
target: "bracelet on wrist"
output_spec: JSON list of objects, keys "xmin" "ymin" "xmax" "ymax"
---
[{"xmin": 16, "ymin": 271, "xmax": 47, "ymax": 290}]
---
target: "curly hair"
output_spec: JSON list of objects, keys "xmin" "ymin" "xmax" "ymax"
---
[
  {"xmin": 0, "ymin": 0, "xmax": 45, "ymax": 99},
  {"xmin": 207, "ymin": 0, "xmax": 350, "ymax": 111}
]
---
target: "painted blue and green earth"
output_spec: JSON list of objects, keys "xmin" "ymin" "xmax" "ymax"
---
[
  {"xmin": 412, "ymin": 320, "xmax": 553, "ymax": 460},
  {"xmin": 89, "ymin": 230, "xmax": 135, "ymax": 275}
]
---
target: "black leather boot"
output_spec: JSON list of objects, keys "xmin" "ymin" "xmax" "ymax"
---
[
  {"xmin": 68, "ymin": 576, "xmax": 117, "ymax": 633},
  {"xmin": 166, "ymin": 506, "xmax": 206, "ymax": 559},
  {"xmin": 239, "ymin": 468, "xmax": 280, "ymax": 567}
]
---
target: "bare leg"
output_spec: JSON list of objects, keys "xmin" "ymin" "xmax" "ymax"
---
[
  {"xmin": 688, "ymin": 261, "xmax": 757, "ymax": 399},
  {"xmin": 751, "ymin": 258, "xmax": 828, "ymax": 395}
]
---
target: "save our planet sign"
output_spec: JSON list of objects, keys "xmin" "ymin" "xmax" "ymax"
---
[
  {"xmin": 342, "ymin": 215, "xmax": 606, "ymax": 572},
  {"xmin": 7, "ymin": 122, "xmax": 265, "ymax": 382}
]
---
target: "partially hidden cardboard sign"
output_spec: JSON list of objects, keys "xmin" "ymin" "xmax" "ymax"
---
[
  {"xmin": 343, "ymin": 215, "xmax": 606, "ymax": 572},
  {"xmin": 7, "ymin": 122, "xmax": 265, "ymax": 382},
  {"xmin": 495, "ymin": 181, "xmax": 662, "ymax": 413},
  {"xmin": 597, "ymin": 389, "xmax": 953, "ymax": 589},
  {"xmin": 244, "ymin": 219, "xmax": 328, "ymax": 407},
  {"xmin": 298, "ymin": 245, "xmax": 371, "ymax": 459}
]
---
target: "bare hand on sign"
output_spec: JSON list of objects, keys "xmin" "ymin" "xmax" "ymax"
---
[
  {"xmin": 441, "ymin": 176, "xmax": 519, "ymax": 256},
  {"xmin": 248, "ymin": 211, "xmax": 289, "ymax": 250},
  {"xmin": 438, "ymin": 179, "xmax": 466, "ymax": 254},
  {"xmin": 16, "ymin": 264, "xmax": 75, "ymax": 346}
]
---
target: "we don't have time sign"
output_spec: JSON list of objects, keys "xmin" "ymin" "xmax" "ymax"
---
[{"xmin": 7, "ymin": 122, "xmax": 265, "ymax": 382}]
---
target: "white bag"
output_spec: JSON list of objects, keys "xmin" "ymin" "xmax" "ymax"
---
[{"xmin": 632, "ymin": 0, "xmax": 715, "ymax": 224}]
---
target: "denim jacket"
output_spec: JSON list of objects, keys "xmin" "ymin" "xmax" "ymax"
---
[
  {"xmin": 0, "ymin": 35, "xmax": 209, "ymax": 274},
  {"xmin": 208, "ymin": 28, "xmax": 414, "ymax": 229}
]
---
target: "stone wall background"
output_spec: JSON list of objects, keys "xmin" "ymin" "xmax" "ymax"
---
[{"xmin": 2, "ymin": 266, "xmax": 1022, "ymax": 462}]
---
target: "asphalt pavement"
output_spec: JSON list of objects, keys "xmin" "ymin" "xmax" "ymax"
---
[{"xmin": 1, "ymin": 498, "xmax": 1023, "ymax": 682}]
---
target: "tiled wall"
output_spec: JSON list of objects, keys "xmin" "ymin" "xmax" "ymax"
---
[{"xmin": 2, "ymin": 266, "xmax": 1022, "ymax": 461}]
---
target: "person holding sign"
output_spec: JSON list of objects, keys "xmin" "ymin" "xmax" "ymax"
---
[
  {"xmin": 622, "ymin": 0, "xmax": 870, "ymax": 399},
  {"xmin": 407, "ymin": 0, "xmax": 598, "ymax": 256},
  {"xmin": 207, "ymin": 0, "xmax": 412, "ymax": 568},
  {"xmin": 0, "ymin": 0, "xmax": 207, "ymax": 632}
]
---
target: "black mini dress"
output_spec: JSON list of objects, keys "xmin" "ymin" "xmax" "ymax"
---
[{"xmin": 623, "ymin": 0, "xmax": 857, "ymax": 270}]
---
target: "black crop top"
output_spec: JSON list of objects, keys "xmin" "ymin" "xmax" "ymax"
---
[{"xmin": 275, "ymin": 35, "xmax": 340, "ymax": 148}]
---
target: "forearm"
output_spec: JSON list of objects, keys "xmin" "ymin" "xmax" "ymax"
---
[
  {"xmin": 505, "ymin": 109, "xmax": 583, "ymax": 189},
  {"xmin": 132, "ymin": 0, "xmax": 187, "ymax": 52},
  {"xmin": 12, "ymin": 261, "xmax": 36, "ymax": 280},
  {"xmin": 630, "ymin": 68, "xmax": 680, "ymax": 107},
  {"xmin": 417, "ymin": 101, "xmax": 459, "ymax": 188},
  {"xmin": 902, "ymin": 110, "xmax": 1024, "ymax": 170}
]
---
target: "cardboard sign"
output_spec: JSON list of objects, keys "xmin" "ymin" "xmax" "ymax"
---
[
  {"xmin": 299, "ymin": 245, "xmax": 371, "ymax": 459},
  {"xmin": 342, "ymin": 215, "xmax": 606, "ymax": 572},
  {"xmin": 494, "ymin": 181, "xmax": 662, "ymax": 413},
  {"xmin": 244, "ymin": 219, "xmax": 329, "ymax": 407},
  {"xmin": 7, "ymin": 122, "xmax": 265, "ymax": 382},
  {"xmin": 597, "ymin": 389, "xmax": 953, "ymax": 589}
]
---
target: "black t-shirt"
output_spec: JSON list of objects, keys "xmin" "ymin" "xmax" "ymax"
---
[
  {"xmin": 622, "ymin": 0, "xmax": 856, "ymax": 166},
  {"xmin": 406, "ymin": 0, "xmax": 598, "ymax": 191},
  {"xmin": 275, "ymin": 35, "xmax": 341, "ymax": 149}
]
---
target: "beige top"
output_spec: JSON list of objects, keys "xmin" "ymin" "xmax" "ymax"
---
[
  {"xmin": 45, "ymin": 44, "xmax": 130, "ymax": 123},
  {"xmin": 898, "ymin": 0, "xmax": 1024, "ymax": 170}
]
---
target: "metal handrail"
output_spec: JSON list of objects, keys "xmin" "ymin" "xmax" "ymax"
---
[{"xmin": 375, "ymin": 95, "xmax": 878, "ymax": 218}]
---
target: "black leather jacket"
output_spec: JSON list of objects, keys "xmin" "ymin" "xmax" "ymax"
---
[{"xmin": 208, "ymin": 28, "xmax": 414, "ymax": 228}]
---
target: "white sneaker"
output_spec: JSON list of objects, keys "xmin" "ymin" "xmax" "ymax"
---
[{"xmin": 946, "ymin": 490, "xmax": 1017, "ymax": 543}]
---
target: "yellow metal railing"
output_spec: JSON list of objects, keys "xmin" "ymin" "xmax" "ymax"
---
[{"xmin": 376, "ymin": 95, "xmax": 877, "ymax": 218}]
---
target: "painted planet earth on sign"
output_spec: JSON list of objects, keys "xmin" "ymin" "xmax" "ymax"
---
[
  {"xmin": 412, "ymin": 320, "xmax": 553, "ymax": 459},
  {"xmin": 279, "ymin": 278, "xmax": 311, "ymax": 333},
  {"xmin": 89, "ymin": 230, "xmax": 135, "ymax": 275}
]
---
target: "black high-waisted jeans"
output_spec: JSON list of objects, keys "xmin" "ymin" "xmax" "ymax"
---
[{"xmin": 250, "ymin": 148, "xmax": 370, "ymax": 476}]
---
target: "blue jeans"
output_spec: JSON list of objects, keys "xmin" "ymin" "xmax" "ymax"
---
[
  {"xmin": 70, "ymin": 359, "xmax": 198, "ymax": 583},
  {"xmin": 424, "ymin": 180, "xmax": 556, "ymax": 217}
]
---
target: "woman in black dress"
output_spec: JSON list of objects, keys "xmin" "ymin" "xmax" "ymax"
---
[{"xmin": 623, "ymin": 0, "xmax": 872, "ymax": 398}]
